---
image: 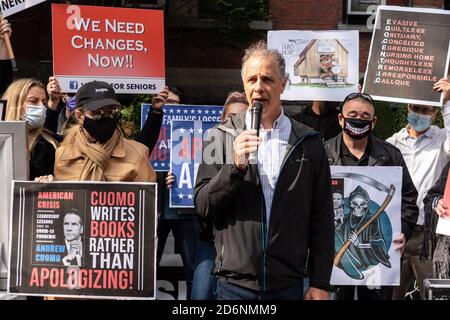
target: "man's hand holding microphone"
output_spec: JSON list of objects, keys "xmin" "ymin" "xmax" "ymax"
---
[{"xmin": 233, "ymin": 102, "xmax": 263, "ymax": 171}]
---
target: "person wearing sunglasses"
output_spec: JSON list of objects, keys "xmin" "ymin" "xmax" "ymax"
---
[
  {"xmin": 51, "ymin": 80, "xmax": 156, "ymax": 182},
  {"xmin": 324, "ymin": 92, "xmax": 419, "ymax": 300},
  {"xmin": 386, "ymin": 78, "xmax": 450, "ymax": 299}
]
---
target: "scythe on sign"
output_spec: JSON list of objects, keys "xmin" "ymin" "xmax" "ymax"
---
[{"xmin": 332, "ymin": 172, "xmax": 396, "ymax": 267}]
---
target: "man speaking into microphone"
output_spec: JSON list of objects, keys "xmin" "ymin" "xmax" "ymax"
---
[{"xmin": 195, "ymin": 41, "xmax": 334, "ymax": 300}]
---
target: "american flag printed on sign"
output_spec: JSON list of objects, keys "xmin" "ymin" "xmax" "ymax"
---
[
  {"xmin": 169, "ymin": 120, "xmax": 217, "ymax": 208},
  {"xmin": 140, "ymin": 104, "xmax": 222, "ymax": 171}
]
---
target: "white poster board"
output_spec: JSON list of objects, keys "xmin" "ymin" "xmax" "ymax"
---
[
  {"xmin": 268, "ymin": 30, "xmax": 359, "ymax": 102},
  {"xmin": 330, "ymin": 166, "xmax": 402, "ymax": 286},
  {"xmin": 0, "ymin": 122, "xmax": 28, "ymax": 292},
  {"xmin": 0, "ymin": 0, "xmax": 46, "ymax": 17}
]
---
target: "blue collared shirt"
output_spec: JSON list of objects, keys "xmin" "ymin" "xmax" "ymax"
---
[{"xmin": 245, "ymin": 108, "xmax": 292, "ymax": 224}]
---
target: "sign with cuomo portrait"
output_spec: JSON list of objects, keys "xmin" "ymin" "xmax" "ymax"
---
[
  {"xmin": 363, "ymin": 6, "xmax": 450, "ymax": 106},
  {"xmin": 8, "ymin": 181, "xmax": 157, "ymax": 299}
]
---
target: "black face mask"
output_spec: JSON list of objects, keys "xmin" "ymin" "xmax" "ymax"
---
[
  {"xmin": 83, "ymin": 116, "xmax": 120, "ymax": 143},
  {"xmin": 343, "ymin": 117, "xmax": 372, "ymax": 140}
]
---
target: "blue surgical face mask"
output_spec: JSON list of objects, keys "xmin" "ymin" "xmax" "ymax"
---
[
  {"xmin": 65, "ymin": 96, "xmax": 76, "ymax": 112},
  {"xmin": 24, "ymin": 105, "xmax": 46, "ymax": 129},
  {"xmin": 407, "ymin": 111, "xmax": 432, "ymax": 132}
]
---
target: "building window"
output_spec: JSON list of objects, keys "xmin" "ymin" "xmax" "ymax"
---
[{"xmin": 343, "ymin": 0, "xmax": 386, "ymax": 25}]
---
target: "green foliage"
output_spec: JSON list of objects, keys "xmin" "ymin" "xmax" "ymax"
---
[
  {"xmin": 375, "ymin": 103, "xmax": 444, "ymax": 140},
  {"xmin": 119, "ymin": 94, "xmax": 152, "ymax": 139},
  {"xmin": 206, "ymin": 0, "xmax": 269, "ymax": 45},
  {"xmin": 372, "ymin": 100, "xmax": 395, "ymax": 140}
]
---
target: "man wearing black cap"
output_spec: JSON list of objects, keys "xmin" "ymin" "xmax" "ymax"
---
[{"xmin": 53, "ymin": 80, "xmax": 156, "ymax": 182}]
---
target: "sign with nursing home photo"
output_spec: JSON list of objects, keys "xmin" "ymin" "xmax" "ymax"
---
[{"xmin": 268, "ymin": 30, "xmax": 359, "ymax": 102}]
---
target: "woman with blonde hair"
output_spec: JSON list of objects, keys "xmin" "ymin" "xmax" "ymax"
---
[{"xmin": 2, "ymin": 78, "xmax": 58, "ymax": 179}]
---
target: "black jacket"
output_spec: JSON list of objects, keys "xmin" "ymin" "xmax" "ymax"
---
[
  {"xmin": 30, "ymin": 135, "xmax": 57, "ymax": 180},
  {"xmin": 291, "ymin": 102, "xmax": 341, "ymax": 141},
  {"xmin": 135, "ymin": 106, "xmax": 163, "ymax": 153},
  {"xmin": 0, "ymin": 59, "xmax": 13, "ymax": 96},
  {"xmin": 323, "ymin": 133, "xmax": 419, "ymax": 240},
  {"xmin": 194, "ymin": 112, "xmax": 334, "ymax": 292}
]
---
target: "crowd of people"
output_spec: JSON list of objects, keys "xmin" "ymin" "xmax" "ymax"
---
[{"xmin": 1, "ymin": 14, "xmax": 450, "ymax": 301}]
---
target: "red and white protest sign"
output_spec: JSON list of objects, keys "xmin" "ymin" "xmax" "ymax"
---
[{"xmin": 52, "ymin": 4, "xmax": 165, "ymax": 94}]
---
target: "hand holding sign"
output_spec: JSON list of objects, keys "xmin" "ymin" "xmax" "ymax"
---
[
  {"xmin": 0, "ymin": 15, "xmax": 15, "ymax": 69},
  {"xmin": 0, "ymin": 15, "xmax": 11, "ymax": 40},
  {"xmin": 433, "ymin": 78, "xmax": 450, "ymax": 105},
  {"xmin": 436, "ymin": 199, "xmax": 450, "ymax": 218},
  {"xmin": 152, "ymin": 86, "xmax": 170, "ymax": 111},
  {"xmin": 47, "ymin": 76, "xmax": 63, "ymax": 110},
  {"xmin": 166, "ymin": 172, "xmax": 175, "ymax": 189}
]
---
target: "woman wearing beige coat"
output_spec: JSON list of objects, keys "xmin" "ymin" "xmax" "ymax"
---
[{"xmin": 39, "ymin": 80, "xmax": 155, "ymax": 183}]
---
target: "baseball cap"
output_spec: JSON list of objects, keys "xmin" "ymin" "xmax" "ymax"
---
[{"xmin": 75, "ymin": 81, "xmax": 121, "ymax": 111}]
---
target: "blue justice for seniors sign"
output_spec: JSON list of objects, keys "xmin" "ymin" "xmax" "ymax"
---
[
  {"xmin": 140, "ymin": 104, "xmax": 223, "ymax": 171},
  {"xmin": 169, "ymin": 120, "xmax": 217, "ymax": 208}
]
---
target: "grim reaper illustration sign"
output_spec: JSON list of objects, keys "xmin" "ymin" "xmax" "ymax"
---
[{"xmin": 330, "ymin": 166, "xmax": 402, "ymax": 286}]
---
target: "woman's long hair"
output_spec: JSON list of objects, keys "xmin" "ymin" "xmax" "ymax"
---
[{"xmin": 2, "ymin": 79, "xmax": 57, "ymax": 153}]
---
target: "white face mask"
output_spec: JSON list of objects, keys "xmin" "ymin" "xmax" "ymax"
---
[{"xmin": 24, "ymin": 105, "xmax": 46, "ymax": 129}]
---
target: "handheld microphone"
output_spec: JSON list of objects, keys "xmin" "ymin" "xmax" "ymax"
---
[{"xmin": 248, "ymin": 102, "xmax": 262, "ymax": 164}]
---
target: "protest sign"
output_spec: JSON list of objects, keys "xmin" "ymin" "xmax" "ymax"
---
[
  {"xmin": 330, "ymin": 166, "xmax": 402, "ymax": 286},
  {"xmin": 8, "ymin": 181, "xmax": 157, "ymax": 299},
  {"xmin": 140, "ymin": 104, "xmax": 222, "ymax": 171},
  {"xmin": 0, "ymin": 122, "xmax": 28, "ymax": 291},
  {"xmin": 52, "ymin": 4, "xmax": 165, "ymax": 94},
  {"xmin": 0, "ymin": 0, "xmax": 46, "ymax": 17},
  {"xmin": 169, "ymin": 119, "xmax": 217, "ymax": 208},
  {"xmin": 436, "ymin": 169, "xmax": 450, "ymax": 236},
  {"xmin": 0, "ymin": 100, "xmax": 6, "ymax": 120},
  {"xmin": 268, "ymin": 30, "xmax": 359, "ymax": 101},
  {"xmin": 363, "ymin": 6, "xmax": 450, "ymax": 106}
]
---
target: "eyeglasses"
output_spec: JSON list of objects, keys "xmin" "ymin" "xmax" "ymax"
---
[
  {"xmin": 84, "ymin": 106, "xmax": 122, "ymax": 120},
  {"xmin": 343, "ymin": 92, "xmax": 374, "ymax": 107}
]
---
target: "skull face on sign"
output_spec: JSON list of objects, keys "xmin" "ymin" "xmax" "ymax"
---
[
  {"xmin": 349, "ymin": 196, "xmax": 369, "ymax": 217},
  {"xmin": 348, "ymin": 185, "xmax": 371, "ymax": 218}
]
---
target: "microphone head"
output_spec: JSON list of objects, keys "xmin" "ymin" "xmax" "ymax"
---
[
  {"xmin": 251, "ymin": 101, "xmax": 263, "ymax": 112},
  {"xmin": 250, "ymin": 101, "xmax": 263, "ymax": 133}
]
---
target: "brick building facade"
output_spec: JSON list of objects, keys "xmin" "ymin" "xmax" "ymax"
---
[
  {"xmin": 270, "ymin": 0, "xmax": 445, "ymax": 76},
  {"xmin": 5, "ymin": 0, "xmax": 447, "ymax": 104}
]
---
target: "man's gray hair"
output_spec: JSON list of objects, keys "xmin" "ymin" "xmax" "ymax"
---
[{"xmin": 241, "ymin": 40, "xmax": 286, "ymax": 79}]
